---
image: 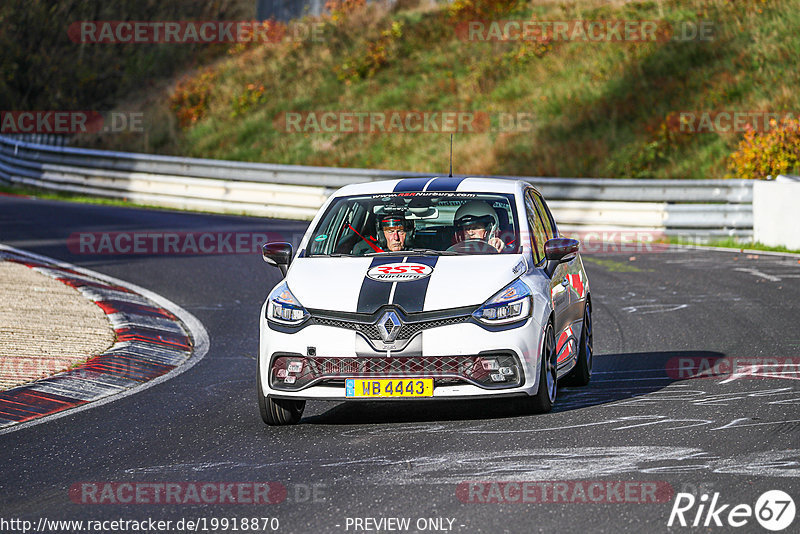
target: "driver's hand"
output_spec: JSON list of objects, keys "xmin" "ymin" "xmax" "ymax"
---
[{"xmin": 488, "ymin": 237, "xmax": 504, "ymax": 252}]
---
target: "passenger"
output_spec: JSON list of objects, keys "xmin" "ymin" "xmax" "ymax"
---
[{"xmin": 454, "ymin": 201, "xmax": 505, "ymax": 253}]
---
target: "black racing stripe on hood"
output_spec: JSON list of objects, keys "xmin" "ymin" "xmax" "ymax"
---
[
  {"xmin": 424, "ymin": 176, "xmax": 465, "ymax": 191},
  {"xmin": 393, "ymin": 177, "xmax": 432, "ymax": 192},
  {"xmin": 390, "ymin": 256, "xmax": 439, "ymax": 313},
  {"xmin": 356, "ymin": 257, "xmax": 396, "ymax": 314}
]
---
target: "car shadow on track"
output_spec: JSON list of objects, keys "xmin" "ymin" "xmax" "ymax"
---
[{"xmin": 301, "ymin": 350, "xmax": 726, "ymax": 425}]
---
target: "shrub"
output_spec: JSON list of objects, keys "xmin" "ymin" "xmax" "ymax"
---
[
  {"xmin": 728, "ymin": 118, "xmax": 800, "ymax": 179},
  {"xmin": 335, "ymin": 20, "xmax": 404, "ymax": 82},
  {"xmin": 231, "ymin": 83, "xmax": 268, "ymax": 117},
  {"xmin": 169, "ymin": 68, "xmax": 217, "ymax": 128},
  {"xmin": 227, "ymin": 20, "xmax": 288, "ymax": 56},
  {"xmin": 325, "ymin": 0, "xmax": 367, "ymax": 24},
  {"xmin": 448, "ymin": 0, "xmax": 526, "ymax": 21}
]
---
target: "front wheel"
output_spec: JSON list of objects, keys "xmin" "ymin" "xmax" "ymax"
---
[
  {"xmin": 258, "ymin": 369, "xmax": 305, "ymax": 425},
  {"xmin": 516, "ymin": 321, "xmax": 557, "ymax": 414}
]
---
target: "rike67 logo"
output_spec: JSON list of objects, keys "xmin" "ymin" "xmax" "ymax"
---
[{"xmin": 668, "ymin": 490, "xmax": 795, "ymax": 531}]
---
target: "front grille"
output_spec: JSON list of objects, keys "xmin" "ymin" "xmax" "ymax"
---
[
  {"xmin": 312, "ymin": 315, "xmax": 471, "ymax": 341},
  {"xmin": 313, "ymin": 318, "xmax": 381, "ymax": 339},
  {"xmin": 307, "ymin": 356, "xmax": 477, "ymax": 376},
  {"xmin": 270, "ymin": 354, "xmax": 522, "ymax": 391},
  {"xmin": 397, "ymin": 316, "xmax": 471, "ymax": 339}
]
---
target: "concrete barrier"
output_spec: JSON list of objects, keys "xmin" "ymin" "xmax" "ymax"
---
[{"xmin": 753, "ymin": 176, "xmax": 800, "ymax": 249}]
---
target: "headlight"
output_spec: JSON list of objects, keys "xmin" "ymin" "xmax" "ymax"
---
[
  {"xmin": 473, "ymin": 279, "xmax": 532, "ymax": 325},
  {"xmin": 266, "ymin": 282, "xmax": 309, "ymax": 325}
]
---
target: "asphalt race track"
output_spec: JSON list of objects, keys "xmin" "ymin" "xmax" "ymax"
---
[{"xmin": 1, "ymin": 195, "xmax": 798, "ymax": 533}]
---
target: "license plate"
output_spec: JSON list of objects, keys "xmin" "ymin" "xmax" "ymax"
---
[{"xmin": 345, "ymin": 378, "xmax": 433, "ymax": 398}]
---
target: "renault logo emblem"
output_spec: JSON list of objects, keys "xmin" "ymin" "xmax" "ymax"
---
[{"xmin": 377, "ymin": 310, "xmax": 402, "ymax": 343}]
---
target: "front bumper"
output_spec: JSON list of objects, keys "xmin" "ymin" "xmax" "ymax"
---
[{"xmin": 259, "ymin": 301, "xmax": 545, "ymax": 400}]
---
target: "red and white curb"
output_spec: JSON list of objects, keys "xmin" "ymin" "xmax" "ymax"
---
[{"xmin": 0, "ymin": 244, "xmax": 209, "ymax": 434}]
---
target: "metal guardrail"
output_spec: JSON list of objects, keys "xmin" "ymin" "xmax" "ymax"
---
[
  {"xmin": 0, "ymin": 135, "xmax": 754, "ymax": 237},
  {"xmin": 2, "ymin": 134, "xmax": 70, "ymax": 147}
]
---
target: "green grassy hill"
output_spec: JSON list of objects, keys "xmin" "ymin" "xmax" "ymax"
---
[{"xmin": 84, "ymin": 0, "xmax": 800, "ymax": 179}]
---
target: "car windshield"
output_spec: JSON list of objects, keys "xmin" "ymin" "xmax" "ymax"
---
[{"xmin": 307, "ymin": 192, "xmax": 520, "ymax": 256}]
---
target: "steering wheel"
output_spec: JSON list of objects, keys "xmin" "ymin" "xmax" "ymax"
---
[{"xmin": 446, "ymin": 239, "xmax": 498, "ymax": 254}]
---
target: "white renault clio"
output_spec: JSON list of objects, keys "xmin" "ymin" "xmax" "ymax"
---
[{"xmin": 258, "ymin": 177, "xmax": 592, "ymax": 425}]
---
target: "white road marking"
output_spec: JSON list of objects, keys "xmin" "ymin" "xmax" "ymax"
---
[
  {"xmin": 720, "ymin": 364, "xmax": 800, "ymax": 384},
  {"xmin": 734, "ymin": 267, "xmax": 781, "ymax": 281},
  {"xmin": 621, "ymin": 304, "xmax": 689, "ymax": 314},
  {"xmin": 710, "ymin": 418, "xmax": 800, "ymax": 431},
  {"xmin": 770, "ymin": 398, "xmax": 800, "ymax": 405}
]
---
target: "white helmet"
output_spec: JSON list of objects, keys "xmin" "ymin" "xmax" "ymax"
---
[{"xmin": 454, "ymin": 201, "xmax": 498, "ymax": 241}]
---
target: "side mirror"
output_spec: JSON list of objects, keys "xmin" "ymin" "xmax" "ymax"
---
[
  {"xmin": 544, "ymin": 238, "xmax": 579, "ymax": 276},
  {"xmin": 262, "ymin": 242, "xmax": 293, "ymax": 276},
  {"xmin": 544, "ymin": 237, "xmax": 580, "ymax": 263}
]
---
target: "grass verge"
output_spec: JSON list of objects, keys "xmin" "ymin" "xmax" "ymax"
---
[
  {"xmin": 666, "ymin": 236, "xmax": 800, "ymax": 255},
  {"xmin": 77, "ymin": 0, "xmax": 800, "ymax": 180}
]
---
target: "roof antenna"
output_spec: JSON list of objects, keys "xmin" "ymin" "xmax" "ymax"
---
[{"xmin": 448, "ymin": 134, "xmax": 453, "ymax": 177}]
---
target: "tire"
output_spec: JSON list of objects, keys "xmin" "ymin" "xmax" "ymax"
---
[
  {"xmin": 564, "ymin": 301, "xmax": 593, "ymax": 387},
  {"xmin": 516, "ymin": 321, "xmax": 557, "ymax": 414},
  {"xmin": 258, "ymin": 368, "xmax": 305, "ymax": 426}
]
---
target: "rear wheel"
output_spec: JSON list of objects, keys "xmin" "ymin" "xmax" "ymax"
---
[
  {"xmin": 258, "ymin": 368, "xmax": 305, "ymax": 425},
  {"xmin": 517, "ymin": 321, "xmax": 557, "ymax": 414},
  {"xmin": 564, "ymin": 301, "xmax": 593, "ymax": 387}
]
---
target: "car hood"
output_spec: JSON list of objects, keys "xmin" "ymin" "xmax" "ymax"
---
[{"xmin": 285, "ymin": 254, "xmax": 526, "ymax": 314}]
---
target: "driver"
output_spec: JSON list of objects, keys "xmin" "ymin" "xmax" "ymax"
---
[
  {"xmin": 454, "ymin": 201, "xmax": 505, "ymax": 253},
  {"xmin": 377, "ymin": 213, "xmax": 413, "ymax": 252}
]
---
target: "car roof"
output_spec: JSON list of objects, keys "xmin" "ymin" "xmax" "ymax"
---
[{"xmin": 333, "ymin": 176, "xmax": 527, "ymax": 197}]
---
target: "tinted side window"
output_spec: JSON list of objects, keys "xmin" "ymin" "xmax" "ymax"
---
[
  {"xmin": 524, "ymin": 193, "xmax": 547, "ymax": 264},
  {"xmin": 309, "ymin": 201, "xmax": 349, "ymax": 255},
  {"xmin": 531, "ymin": 192, "xmax": 557, "ymax": 239}
]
